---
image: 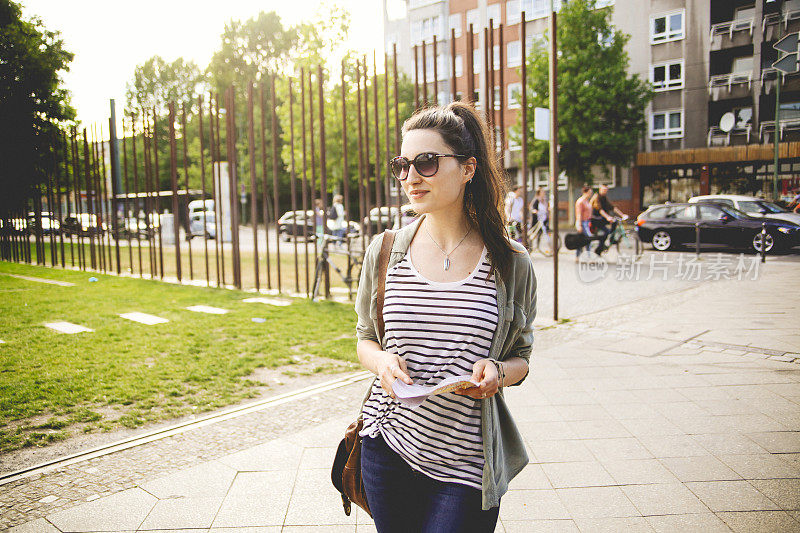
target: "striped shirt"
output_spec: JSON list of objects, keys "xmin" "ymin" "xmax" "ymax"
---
[{"xmin": 360, "ymin": 246, "xmax": 498, "ymax": 489}]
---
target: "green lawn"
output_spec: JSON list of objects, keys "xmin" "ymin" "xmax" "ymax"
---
[{"xmin": 0, "ymin": 260, "xmax": 359, "ymax": 453}]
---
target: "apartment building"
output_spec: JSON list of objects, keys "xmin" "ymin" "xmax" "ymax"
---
[{"xmin": 383, "ymin": 0, "xmax": 800, "ymax": 214}]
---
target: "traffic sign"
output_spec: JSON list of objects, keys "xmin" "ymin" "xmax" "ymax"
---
[{"xmin": 773, "ymin": 32, "xmax": 800, "ymax": 73}]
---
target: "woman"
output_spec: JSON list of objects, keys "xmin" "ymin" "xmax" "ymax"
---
[
  {"xmin": 574, "ymin": 185, "xmax": 593, "ymax": 261},
  {"xmin": 355, "ymin": 102, "xmax": 536, "ymax": 532}
]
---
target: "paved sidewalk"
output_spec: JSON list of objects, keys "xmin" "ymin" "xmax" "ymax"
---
[{"xmin": 7, "ymin": 260, "xmax": 800, "ymax": 532}]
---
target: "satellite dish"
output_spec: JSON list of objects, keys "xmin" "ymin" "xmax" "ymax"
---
[{"xmin": 720, "ymin": 112, "xmax": 736, "ymax": 133}]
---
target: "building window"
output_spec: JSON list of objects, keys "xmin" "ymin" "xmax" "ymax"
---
[
  {"xmin": 473, "ymin": 49, "xmax": 482, "ymax": 73},
  {"xmin": 467, "ymin": 8, "xmax": 480, "ymax": 32},
  {"xmin": 651, "ymin": 110, "xmax": 683, "ymax": 139},
  {"xmin": 650, "ymin": 60, "xmax": 683, "ymax": 91},
  {"xmin": 455, "ymin": 55, "xmax": 463, "ymax": 77},
  {"xmin": 651, "ymin": 10, "xmax": 685, "ymax": 44},
  {"xmin": 448, "ymin": 14, "xmax": 462, "ymax": 37},
  {"xmin": 493, "ymin": 45, "xmax": 500, "ymax": 69},
  {"xmin": 732, "ymin": 56, "xmax": 753, "ymax": 74},
  {"xmin": 494, "ymin": 85, "xmax": 501, "ymax": 109},
  {"xmin": 507, "ymin": 40, "xmax": 522, "ymax": 67},
  {"xmin": 507, "ymin": 0, "xmax": 521, "ymax": 24},
  {"xmin": 508, "ymin": 129, "xmax": 520, "ymax": 150},
  {"xmin": 487, "ymin": 4, "xmax": 501, "ymax": 25},
  {"xmin": 473, "ymin": 89, "xmax": 481, "ymax": 109},
  {"xmin": 508, "ymin": 82, "xmax": 522, "ymax": 108},
  {"xmin": 410, "ymin": 21, "xmax": 421, "ymax": 45},
  {"xmin": 522, "ymin": 0, "xmax": 561, "ymax": 20},
  {"xmin": 495, "ymin": 126, "xmax": 503, "ymax": 151}
]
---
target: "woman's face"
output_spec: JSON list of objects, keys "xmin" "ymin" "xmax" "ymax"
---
[{"xmin": 399, "ymin": 129, "xmax": 475, "ymax": 216}]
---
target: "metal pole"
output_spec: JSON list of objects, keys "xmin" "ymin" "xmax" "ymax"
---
[
  {"xmin": 290, "ymin": 77, "xmax": 300, "ymax": 294},
  {"xmin": 422, "ymin": 40, "xmax": 428, "ymax": 106},
  {"xmin": 549, "ymin": 1, "xmax": 559, "ymax": 321},
  {"xmin": 181, "ymin": 104, "xmax": 193, "ymax": 280},
  {"xmin": 227, "ymin": 87, "xmax": 242, "ymax": 289},
  {"xmin": 300, "ymin": 69, "xmax": 311, "ymax": 295},
  {"xmin": 484, "ymin": 27, "xmax": 491, "ymax": 124},
  {"xmin": 197, "ymin": 95, "xmax": 210, "ymax": 285},
  {"xmin": 384, "ymin": 52, "xmax": 392, "ymax": 226},
  {"xmin": 393, "ymin": 44, "xmax": 402, "ymax": 220},
  {"xmin": 309, "ymin": 69, "xmax": 319, "ymax": 264},
  {"xmin": 121, "ymin": 118, "xmax": 133, "ymax": 273},
  {"xmin": 498, "ymin": 23, "xmax": 505, "ymax": 156},
  {"xmin": 521, "ymin": 11, "xmax": 529, "ymax": 250},
  {"xmin": 247, "ymin": 84, "xmax": 260, "ymax": 290},
  {"xmin": 342, "ymin": 59, "xmax": 351, "ymax": 251},
  {"xmin": 83, "ymin": 129, "xmax": 97, "ymax": 270},
  {"xmin": 56, "ymin": 132, "xmax": 66, "ymax": 267},
  {"xmin": 210, "ymin": 94, "xmax": 222, "ymax": 286},
  {"xmin": 355, "ymin": 61, "xmax": 367, "ymax": 252},
  {"xmin": 432, "ymin": 36, "xmax": 438, "ymax": 105},
  {"xmin": 109, "ymin": 100, "xmax": 122, "ymax": 274},
  {"xmin": 215, "ymin": 95, "xmax": 225, "ymax": 286},
  {"xmin": 489, "ymin": 19, "xmax": 495, "ymax": 144},
  {"xmin": 468, "ymin": 24, "xmax": 475, "ymax": 102},
  {"xmin": 774, "ymin": 71, "xmax": 782, "ymax": 201},
  {"xmin": 130, "ymin": 117, "xmax": 143, "ymax": 276},
  {"xmin": 260, "ymin": 83, "xmax": 272, "ymax": 290},
  {"xmin": 168, "ymin": 102, "xmax": 182, "ymax": 281},
  {"xmin": 362, "ymin": 56, "xmax": 373, "ymax": 240},
  {"xmin": 451, "ymin": 28, "xmax": 457, "ymax": 102},
  {"xmin": 153, "ymin": 108, "xmax": 164, "ymax": 279},
  {"xmin": 71, "ymin": 128, "xmax": 85, "ymax": 270},
  {"xmin": 373, "ymin": 53, "xmax": 382, "ymax": 234},
  {"xmin": 413, "ymin": 45, "xmax": 420, "ymax": 109},
  {"xmin": 270, "ymin": 75, "xmax": 281, "ymax": 292},
  {"xmin": 318, "ymin": 65, "xmax": 331, "ymax": 299}
]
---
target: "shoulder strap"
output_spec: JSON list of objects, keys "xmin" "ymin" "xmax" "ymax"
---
[{"xmin": 376, "ymin": 230, "xmax": 396, "ymax": 342}]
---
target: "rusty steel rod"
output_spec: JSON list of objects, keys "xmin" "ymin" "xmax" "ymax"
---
[
  {"xmin": 432, "ymin": 35, "xmax": 438, "ymax": 106},
  {"xmin": 355, "ymin": 61, "xmax": 366, "ymax": 253},
  {"xmin": 181, "ymin": 104, "xmax": 193, "ymax": 280},
  {"xmin": 421, "ymin": 40, "xmax": 428, "ymax": 106},
  {"xmin": 227, "ymin": 86, "xmax": 242, "ymax": 289},
  {"xmin": 259, "ymin": 83, "xmax": 272, "ymax": 291},
  {"xmin": 153, "ymin": 108, "xmax": 164, "ymax": 279},
  {"xmin": 499, "ymin": 23, "xmax": 505, "ymax": 157},
  {"xmin": 270, "ymin": 76, "xmax": 280, "ymax": 292},
  {"xmin": 121, "ymin": 118, "xmax": 133, "ymax": 273},
  {"xmin": 384, "ymin": 52, "xmax": 392, "ymax": 226},
  {"xmin": 372, "ymin": 53, "xmax": 382, "ymax": 235},
  {"xmin": 317, "ymin": 65, "xmax": 330, "ymax": 299},
  {"xmin": 208, "ymin": 94, "xmax": 221, "ymax": 286},
  {"xmin": 393, "ymin": 45, "xmax": 402, "ymax": 221},
  {"xmin": 83, "ymin": 129, "xmax": 97, "ymax": 270},
  {"xmin": 289, "ymin": 77, "xmax": 300, "ymax": 294},
  {"xmin": 521, "ymin": 11, "xmax": 529, "ymax": 250},
  {"xmin": 168, "ymin": 102, "xmax": 182, "ymax": 281},
  {"xmin": 341, "ymin": 59, "xmax": 351, "ymax": 257},
  {"xmin": 413, "ymin": 45, "xmax": 419, "ymax": 109},
  {"xmin": 489, "ymin": 19, "xmax": 495, "ymax": 144},
  {"xmin": 58, "ymin": 132, "xmax": 70, "ymax": 267},
  {"xmin": 484, "ymin": 28, "xmax": 490, "ymax": 130},
  {"xmin": 197, "ymin": 95, "xmax": 210, "ymax": 285},
  {"xmin": 91, "ymin": 126, "xmax": 105, "ymax": 271},
  {"xmin": 300, "ymin": 68, "xmax": 310, "ymax": 295},
  {"xmin": 309, "ymin": 68, "xmax": 318, "ymax": 264},
  {"xmin": 247, "ymin": 84, "xmax": 260, "ymax": 290},
  {"xmin": 131, "ymin": 117, "xmax": 144, "ymax": 276},
  {"xmin": 362, "ymin": 56, "xmax": 372, "ymax": 239},
  {"xmin": 71, "ymin": 128, "xmax": 84, "ymax": 270},
  {"xmin": 214, "ymin": 94, "xmax": 225, "ymax": 286}
]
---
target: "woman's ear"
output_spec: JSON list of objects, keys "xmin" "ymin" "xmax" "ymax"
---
[{"xmin": 462, "ymin": 157, "xmax": 477, "ymax": 183}]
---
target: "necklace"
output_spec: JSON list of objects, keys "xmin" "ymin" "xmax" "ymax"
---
[{"xmin": 424, "ymin": 224, "xmax": 472, "ymax": 271}]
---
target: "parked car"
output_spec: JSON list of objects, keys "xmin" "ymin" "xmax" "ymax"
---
[
  {"xmin": 27, "ymin": 212, "xmax": 60, "ymax": 235},
  {"xmin": 636, "ymin": 202, "xmax": 800, "ymax": 253},
  {"xmin": 189, "ymin": 210, "xmax": 216, "ymax": 239},
  {"xmin": 61, "ymin": 214, "xmax": 108, "ymax": 237},
  {"xmin": 188, "ymin": 199, "xmax": 214, "ymax": 218},
  {"xmin": 392, "ymin": 204, "xmax": 420, "ymax": 230},
  {"xmin": 363, "ymin": 206, "xmax": 401, "ymax": 235},
  {"xmin": 278, "ymin": 210, "xmax": 359, "ymax": 241},
  {"xmin": 689, "ymin": 194, "xmax": 800, "ymax": 225},
  {"xmin": 0, "ymin": 217, "xmax": 27, "ymax": 235}
]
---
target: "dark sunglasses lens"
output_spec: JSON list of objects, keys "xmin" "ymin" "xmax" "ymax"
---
[
  {"xmin": 415, "ymin": 154, "xmax": 438, "ymax": 176},
  {"xmin": 390, "ymin": 158, "xmax": 408, "ymax": 179}
]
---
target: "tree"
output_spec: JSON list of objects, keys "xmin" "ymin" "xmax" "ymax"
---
[
  {"xmin": 513, "ymin": 0, "xmax": 652, "ymax": 218},
  {"xmin": 0, "ymin": 0, "xmax": 75, "ymax": 213},
  {"xmin": 125, "ymin": 56, "xmax": 205, "ymax": 118}
]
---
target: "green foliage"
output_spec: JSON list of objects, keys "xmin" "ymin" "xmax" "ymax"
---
[
  {"xmin": 512, "ymin": 0, "xmax": 652, "ymax": 186},
  {"xmin": 0, "ymin": 0, "xmax": 75, "ymax": 212},
  {"xmin": 125, "ymin": 56, "xmax": 206, "ymax": 118}
]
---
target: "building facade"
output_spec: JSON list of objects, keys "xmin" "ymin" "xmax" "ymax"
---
[{"xmin": 383, "ymin": 0, "xmax": 800, "ymax": 217}]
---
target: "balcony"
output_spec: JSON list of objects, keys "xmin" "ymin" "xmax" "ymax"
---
[
  {"xmin": 763, "ymin": 8, "xmax": 800, "ymax": 30},
  {"xmin": 708, "ymin": 71, "xmax": 752, "ymax": 99},
  {"xmin": 710, "ymin": 17, "xmax": 754, "ymax": 42},
  {"xmin": 760, "ymin": 117, "xmax": 800, "ymax": 141},
  {"xmin": 707, "ymin": 124, "xmax": 752, "ymax": 146}
]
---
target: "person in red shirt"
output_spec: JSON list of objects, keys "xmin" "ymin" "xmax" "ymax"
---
[{"xmin": 574, "ymin": 185, "xmax": 593, "ymax": 261}]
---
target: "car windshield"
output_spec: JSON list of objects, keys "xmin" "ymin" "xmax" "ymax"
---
[
  {"xmin": 720, "ymin": 205, "xmax": 752, "ymax": 219},
  {"xmin": 756, "ymin": 201, "xmax": 787, "ymax": 213},
  {"xmin": 737, "ymin": 200, "xmax": 768, "ymax": 214}
]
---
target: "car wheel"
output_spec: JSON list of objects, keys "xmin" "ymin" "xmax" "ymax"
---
[
  {"xmin": 752, "ymin": 231, "xmax": 775, "ymax": 253},
  {"xmin": 651, "ymin": 230, "xmax": 672, "ymax": 251}
]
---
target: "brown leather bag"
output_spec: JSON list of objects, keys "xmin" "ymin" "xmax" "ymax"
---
[{"xmin": 331, "ymin": 230, "xmax": 395, "ymax": 517}]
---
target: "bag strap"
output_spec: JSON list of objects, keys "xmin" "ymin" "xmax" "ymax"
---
[{"xmin": 376, "ymin": 230, "xmax": 395, "ymax": 342}]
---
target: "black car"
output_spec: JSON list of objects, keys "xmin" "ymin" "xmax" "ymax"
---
[{"xmin": 635, "ymin": 202, "xmax": 800, "ymax": 253}]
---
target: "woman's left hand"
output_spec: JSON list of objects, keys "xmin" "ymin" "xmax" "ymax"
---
[{"xmin": 455, "ymin": 359, "xmax": 499, "ymax": 400}]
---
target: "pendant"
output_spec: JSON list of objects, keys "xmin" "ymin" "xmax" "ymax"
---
[{"xmin": 444, "ymin": 256, "xmax": 450, "ymax": 271}]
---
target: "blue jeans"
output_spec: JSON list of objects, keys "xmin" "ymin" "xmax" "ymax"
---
[
  {"xmin": 576, "ymin": 220, "xmax": 591, "ymax": 257},
  {"xmin": 361, "ymin": 434, "xmax": 500, "ymax": 533}
]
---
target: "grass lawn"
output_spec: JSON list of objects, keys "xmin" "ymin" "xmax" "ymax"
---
[
  {"xmin": 0, "ymin": 260, "xmax": 359, "ymax": 453},
  {"xmin": 23, "ymin": 238, "xmax": 361, "ymax": 295}
]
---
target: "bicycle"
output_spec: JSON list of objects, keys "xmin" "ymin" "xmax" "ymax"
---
[
  {"xmin": 592, "ymin": 216, "xmax": 643, "ymax": 261},
  {"xmin": 311, "ymin": 233, "xmax": 364, "ymax": 301},
  {"xmin": 508, "ymin": 220, "xmax": 562, "ymax": 256}
]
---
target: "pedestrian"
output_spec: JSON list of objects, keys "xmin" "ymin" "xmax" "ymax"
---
[
  {"xmin": 314, "ymin": 198, "xmax": 324, "ymax": 246},
  {"xmin": 531, "ymin": 187, "xmax": 552, "ymax": 251},
  {"xmin": 330, "ymin": 194, "xmax": 347, "ymax": 244},
  {"xmin": 355, "ymin": 102, "xmax": 536, "ymax": 532},
  {"xmin": 575, "ymin": 185, "xmax": 593, "ymax": 261},
  {"xmin": 506, "ymin": 185, "xmax": 525, "ymax": 242}
]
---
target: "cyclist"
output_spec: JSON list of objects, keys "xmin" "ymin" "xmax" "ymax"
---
[
  {"xmin": 574, "ymin": 185, "xmax": 593, "ymax": 261},
  {"xmin": 590, "ymin": 185, "xmax": 627, "ymax": 255}
]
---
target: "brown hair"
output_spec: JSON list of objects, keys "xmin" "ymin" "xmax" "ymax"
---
[{"xmin": 402, "ymin": 101, "xmax": 516, "ymax": 281}]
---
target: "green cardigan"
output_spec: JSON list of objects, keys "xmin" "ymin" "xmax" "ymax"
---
[{"xmin": 354, "ymin": 215, "xmax": 537, "ymax": 510}]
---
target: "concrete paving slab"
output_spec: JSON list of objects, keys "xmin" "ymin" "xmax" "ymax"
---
[
  {"xmin": 217, "ymin": 438, "xmax": 305, "ymax": 472},
  {"xmin": 600, "ymin": 459, "xmax": 680, "ymax": 485},
  {"xmin": 748, "ymin": 479, "xmax": 800, "ymax": 510},
  {"xmin": 685, "ymin": 480, "xmax": 781, "ymax": 512},
  {"xmin": 498, "ymin": 489, "xmax": 570, "ymax": 521},
  {"xmin": 502, "ymin": 519, "xmax": 578, "ymax": 532},
  {"xmin": 241, "ymin": 297, "xmax": 292, "ymax": 306},
  {"xmin": 572, "ymin": 516, "xmax": 654, "ymax": 532},
  {"xmin": 44, "ymin": 321, "xmax": 93, "ymax": 334},
  {"xmin": 555, "ymin": 486, "xmax": 640, "ymax": 518},
  {"xmin": 718, "ymin": 453, "xmax": 799, "ymax": 479},
  {"xmin": 584, "ymin": 437, "xmax": 653, "ymax": 462},
  {"xmin": 507, "ymin": 464, "xmax": 552, "ymax": 490},
  {"xmin": 185, "ymin": 305, "xmax": 229, "ymax": 314},
  {"xmin": 47, "ymin": 487, "xmax": 157, "ymax": 531},
  {"xmin": 746, "ymin": 431, "xmax": 800, "ymax": 453},
  {"xmin": 660, "ymin": 455, "xmax": 743, "ymax": 482},
  {"xmin": 691, "ymin": 433, "xmax": 768, "ymax": 456},
  {"xmin": 208, "ymin": 526, "xmax": 280, "ymax": 533},
  {"xmin": 540, "ymin": 461, "xmax": 615, "ymax": 489},
  {"xmin": 621, "ymin": 483, "xmax": 710, "ymax": 515},
  {"xmin": 211, "ymin": 471, "xmax": 296, "ymax": 527},
  {"xmin": 717, "ymin": 510, "xmax": 800, "ymax": 532},
  {"xmin": 119, "ymin": 311, "xmax": 169, "ymax": 325},
  {"xmin": 7, "ymin": 518, "xmax": 61, "ymax": 533},
  {"xmin": 283, "ymin": 469, "xmax": 357, "ymax": 526},
  {"xmin": 140, "ymin": 460, "xmax": 236, "ymax": 499},
  {"xmin": 644, "ymin": 513, "xmax": 730, "ymax": 533},
  {"xmin": 138, "ymin": 496, "xmax": 224, "ymax": 529}
]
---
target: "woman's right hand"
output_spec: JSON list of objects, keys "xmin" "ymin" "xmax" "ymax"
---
[{"xmin": 375, "ymin": 351, "xmax": 412, "ymax": 398}]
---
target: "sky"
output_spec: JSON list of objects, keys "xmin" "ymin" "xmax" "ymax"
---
[{"xmin": 20, "ymin": 0, "xmax": 398, "ymax": 131}]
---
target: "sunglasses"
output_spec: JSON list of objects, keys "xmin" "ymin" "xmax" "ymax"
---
[{"xmin": 389, "ymin": 152, "xmax": 466, "ymax": 181}]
